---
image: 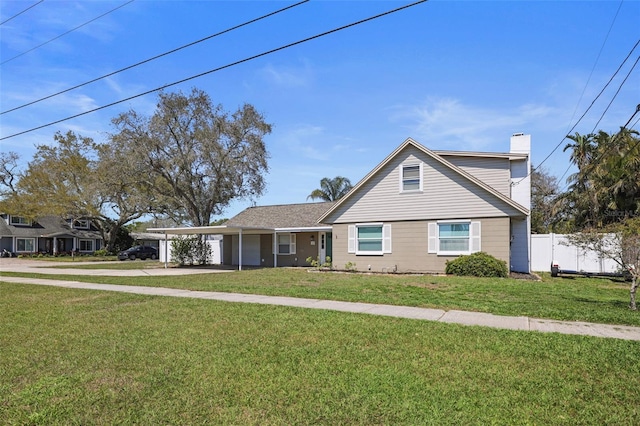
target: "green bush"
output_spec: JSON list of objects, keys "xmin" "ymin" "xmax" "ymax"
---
[
  {"xmin": 445, "ymin": 252, "xmax": 508, "ymax": 278},
  {"xmin": 93, "ymin": 249, "xmax": 109, "ymax": 257}
]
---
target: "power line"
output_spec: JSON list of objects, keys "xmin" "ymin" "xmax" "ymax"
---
[
  {"xmin": 589, "ymin": 55, "xmax": 640, "ymax": 133},
  {"xmin": 1, "ymin": 0, "xmax": 309, "ymax": 115},
  {"xmin": 0, "ymin": 0, "xmax": 44, "ymax": 26},
  {"xmin": 1, "ymin": 0, "xmax": 135, "ymax": 65},
  {"xmin": 0, "ymin": 0, "xmax": 429, "ymax": 141},
  {"xmin": 513, "ymin": 38, "xmax": 640, "ymax": 186},
  {"xmin": 558, "ymin": 105, "xmax": 640, "ymax": 192}
]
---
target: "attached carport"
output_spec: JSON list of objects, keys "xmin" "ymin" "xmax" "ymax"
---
[{"xmin": 148, "ymin": 225, "xmax": 275, "ymax": 270}]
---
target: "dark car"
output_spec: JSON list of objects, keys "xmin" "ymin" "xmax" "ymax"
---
[{"xmin": 118, "ymin": 245, "xmax": 158, "ymax": 261}]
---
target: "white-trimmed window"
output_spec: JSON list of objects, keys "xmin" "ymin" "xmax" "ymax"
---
[
  {"xmin": 428, "ymin": 221, "xmax": 481, "ymax": 255},
  {"xmin": 79, "ymin": 239, "xmax": 94, "ymax": 252},
  {"xmin": 16, "ymin": 238, "xmax": 35, "ymax": 252},
  {"xmin": 74, "ymin": 219, "xmax": 90, "ymax": 229},
  {"xmin": 277, "ymin": 234, "xmax": 296, "ymax": 255},
  {"xmin": 400, "ymin": 163, "xmax": 423, "ymax": 192},
  {"xmin": 348, "ymin": 223, "xmax": 392, "ymax": 255},
  {"xmin": 10, "ymin": 216, "xmax": 31, "ymax": 226}
]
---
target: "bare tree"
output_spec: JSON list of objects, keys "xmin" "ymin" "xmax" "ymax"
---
[
  {"xmin": 110, "ymin": 88, "xmax": 271, "ymax": 226},
  {"xmin": 565, "ymin": 218, "xmax": 640, "ymax": 310}
]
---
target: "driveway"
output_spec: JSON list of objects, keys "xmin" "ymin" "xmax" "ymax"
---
[{"xmin": 0, "ymin": 258, "xmax": 233, "ymax": 277}]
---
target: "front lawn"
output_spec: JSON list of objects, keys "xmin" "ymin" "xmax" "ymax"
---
[
  {"xmin": 1, "ymin": 267, "xmax": 638, "ymax": 326},
  {"xmin": 1, "ymin": 282, "xmax": 638, "ymax": 425}
]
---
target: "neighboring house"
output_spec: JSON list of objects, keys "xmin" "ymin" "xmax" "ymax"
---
[
  {"xmin": 0, "ymin": 214, "xmax": 103, "ymax": 255},
  {"xmin": 150, "ymin": 135, "xmax": 531, "ymax": 273}
]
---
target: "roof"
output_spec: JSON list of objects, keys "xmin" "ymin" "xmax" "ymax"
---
[
  {"xmin": 225, "ymin": 202, "xmax": 335, "ymax": 229},
  {"xmin": 148, "ymin": 202, "xmax": 336, "ymax": 236},
  {"xmin": 434, "ymin": 150, "xmax": 528, "ymax": 160},
  {"xmin": 318, "ymin": 138, "xmax": 529, "ymax": 223},
  {"xmin": 0, "ymin": 215, "xmax": 103, "ymax": 239}
]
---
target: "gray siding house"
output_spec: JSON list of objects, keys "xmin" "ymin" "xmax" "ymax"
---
[
  {"xmin": 150, "ymin": 135, "xmax": 531, "ymax": 273},
  {"xmin": 0, "ymin": 214, "xmax": 103, "ymax": 256}
]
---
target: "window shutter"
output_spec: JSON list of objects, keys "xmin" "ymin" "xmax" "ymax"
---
[
  {"xmin": 470, "ymin": 221, "xmax": 481, "ymax": 252},
  {"xmin": 428, "ymin": 222, "xmax": 437, "ymax": 253},
  {"xmin": 290, "ymin": 234, "xmax": 296, "ymax": 254},
  {"xmin": 348, "ymin": 225, "xmax": 356, "ymax": 253},
  {"xmin": 382, "ymin": 224, "xmax": 392, "ymax": 253}
]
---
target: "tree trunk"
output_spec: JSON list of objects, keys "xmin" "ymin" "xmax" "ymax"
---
[{"xmin": 630, "ymin": 276, "xmax": 638, "ymax": 311}]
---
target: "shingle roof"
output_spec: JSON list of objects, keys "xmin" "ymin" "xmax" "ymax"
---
[
  {"xmin": 225, "ymin": 202, "xmax": 335, "ymax": 229},
  {"xmin": 0, "ymin": 215, "xmax": 102, "ymax": 239}
]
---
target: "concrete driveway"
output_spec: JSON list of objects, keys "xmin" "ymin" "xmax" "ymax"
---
[{"xmin": 0, "ymin": 258, "xmax": 233, "ymax": 276}]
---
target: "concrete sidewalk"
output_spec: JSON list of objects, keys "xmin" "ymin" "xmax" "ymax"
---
[{"xmin": 3, "ymin": 275, "xmax": 640, "ymax": 341}]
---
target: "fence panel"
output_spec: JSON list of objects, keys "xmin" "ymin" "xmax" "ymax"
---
[{"xmin": 531, "ymin": 233, "xmax": 618, "ymax": 273}]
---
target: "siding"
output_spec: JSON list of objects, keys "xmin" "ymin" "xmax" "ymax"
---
[
  {"xmin": 332, "ymin": 217, "xmax": 510, "ymax": 273},
  {"xmin": 326, "ymin": 145, "xmax": 523, "ymax": 224},
  {"xmin": 438, "ymin": 155, "xmax": 511, "ymax": 196}
]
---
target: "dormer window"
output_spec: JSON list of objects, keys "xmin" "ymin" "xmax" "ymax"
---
[
  {"xmin": 74, "ymin": 219, "xmax": 90, "ymax": 229},
  {"xmin": 10, "ymin": 216, "xmax": 31, "ymax": 226}
]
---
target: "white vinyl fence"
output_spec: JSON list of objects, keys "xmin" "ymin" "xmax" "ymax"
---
[
  {"xmin": 158, "ymin": 236, "xmax": 222, "ymax": 264},
  {"xmin": 531, "ymin": 233, "xmax": 619, "ymax": 273}
]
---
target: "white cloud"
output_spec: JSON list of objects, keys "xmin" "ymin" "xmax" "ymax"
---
[
  {"xmin": 259, "ymin": 59, "xmax": 314, "ymax": 88},
  {"xmin": 389, "ymin": 97, "xmax": 560, "ymax": 151}
]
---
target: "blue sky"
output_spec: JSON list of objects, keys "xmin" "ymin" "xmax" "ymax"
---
[{"xmin": 1, "ymin": 0, "xmax": 639, "ymax": 222}]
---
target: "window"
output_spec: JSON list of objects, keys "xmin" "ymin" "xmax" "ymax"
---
[
  {"xmin": 10, "ymin": 216, "xmax": 31, "ymax": 226},
  {"xmin": 276, "ymin": 234, "xmax": 296, "ymax": 255},
  {"xmin": 74, "ymin": 219, "xmax": 89, "ymax": 229},
  {"xmin": 16, "ymin": 238, "xmax": 35, "ymax": 252},
  {"xmin": 400, "ymin": 163, "xmax": 422, "ymax": 192},
  {"xmin": 79, "ymin": 239, "xmax": 94, "ymax": 252},
  {"xmin": 348, "ymin": 224, "xmax": 391, "ymax": 255},
  {"xmin": 428, "ymin": 221, "xmax": 481, "ymax": 255}
]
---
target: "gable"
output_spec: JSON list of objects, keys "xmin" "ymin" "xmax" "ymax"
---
[{"xmin": 322, "ymin": 144, "xmax": 526, "ymax": 224}]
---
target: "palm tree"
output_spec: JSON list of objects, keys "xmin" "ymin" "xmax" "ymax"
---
[{"xmin": 307, "ymin": 176, "xmax": 353, "ymax": 201}]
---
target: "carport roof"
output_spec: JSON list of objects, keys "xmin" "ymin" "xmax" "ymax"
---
[{"xmin": 148, "ymin": 202, "xmax": 335, "ymax": 235}]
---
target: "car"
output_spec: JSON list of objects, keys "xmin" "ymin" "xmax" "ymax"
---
[{"xmin": 118, "ymin": 245, "xmax": 158, "ymax": 261}]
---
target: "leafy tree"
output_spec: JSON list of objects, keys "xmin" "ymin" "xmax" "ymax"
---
[
  {"xmin": 559, "ymin": 128, "xmax": 640, "ymax": 229},
  {"xmin": 0, "ymin": 151, "xmax": 20, "ymax": 198},
  {"xmin": 565, "ymin": 218, "xmax": 640, "ymax": 310},
  {"xmin": 531, "ymin": 166, "xmax": 565, "ymax": 233},
  {"xmin": 2, "ymin": 131, "xmax": 149, "ymax": 253},
  {"xmin": 110, "ymin": 88, "xmax": 271, "ymax": 226},
  {"xmin": 307, "ymin": 176, "xmax": 353, "ymax": 201}
]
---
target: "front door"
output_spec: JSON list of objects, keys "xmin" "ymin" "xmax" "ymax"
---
[{"xmin": 319, "ymin": 232, "xmax": 333, "ymax": 265}]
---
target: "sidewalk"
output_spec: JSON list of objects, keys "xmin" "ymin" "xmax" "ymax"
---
[{"xmin": 3, "ymin": 275, "xmax": 640, "ymax": 341}]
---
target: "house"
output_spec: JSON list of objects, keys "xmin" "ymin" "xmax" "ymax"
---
[
  {"xmin": 0, "ymin": 214, "xmax": 104, "ymax": 256},
  {"xmin": 150, "ymin": 134, "xmax": 531, "ymax": 273}
]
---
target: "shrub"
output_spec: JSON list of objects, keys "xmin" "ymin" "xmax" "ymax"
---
[
  {"xmin": 93, "ymin": 249, "xmax": 109, "ymax": 257},
  {"xmin": 445, "ymin": 252, "xmax": 508, "ymax": 278},
  {"xmin": 170, "ymin": 235, "xmax": 211, "ymax": 266}
]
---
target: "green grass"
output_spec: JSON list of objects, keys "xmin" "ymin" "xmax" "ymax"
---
[
  {"xmin": 48, "ymin": 260, "xmax": 166, "ymax": 270},
  {"xmin": 1, "ymin": 282, "xmax": 639, "ymax": 425},
  {"xmin": 2, "ymin": 267, "xmax": 638, "ymax": 326}
]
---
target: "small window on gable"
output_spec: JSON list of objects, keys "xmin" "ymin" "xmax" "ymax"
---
[
  {"xmin": 400, "ymin": 163, "xmax": 422, "ymax": 192},
  {"xmin": 74, "ymin": 219, "xmax": 89, "ymax": 229},
  {"xmin": 10, "ymin": 216, "xmax": 31, "ymax": 226}
]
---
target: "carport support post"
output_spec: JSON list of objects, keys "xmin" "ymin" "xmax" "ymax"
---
[
  {"xmin": 273, "ymin": 231, "xmax": 277, "ymax": 267},
  {"xmin": 238, "ymin": 228, "xmax": 243, "ymax": 271},
  {"xmin": 163, "ymin": 232, "xmax": 168, "ymax": 269}
]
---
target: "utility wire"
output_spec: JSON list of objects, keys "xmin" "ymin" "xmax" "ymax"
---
[
  {"xmin": 513, "ymin": 38, "xmax": 640, "ymax": 186},
  {"xmin": 0, "ymin": 0, "xmax": 44, "ymax": 26},
  {"xmin": 1, "ymin": 0, "xmax": 135, "ymax": 65},
  {"xmin": 560, "ymin": 0, "xmax": 623, "ymax": 151},
  {"xmin": 1, "ymin": 0, "xmax": 309, "ymax": 115},
  {"xmin": 0, "ymin": 0, "xmax": 428, "ymax": 141},
  {"xmin": 558, "ymin": 105, "xmax": 640, "ymax": 192},
  {"xmin": 589, "ymin": 54, "xmax": 640, "ymax": 133}
]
